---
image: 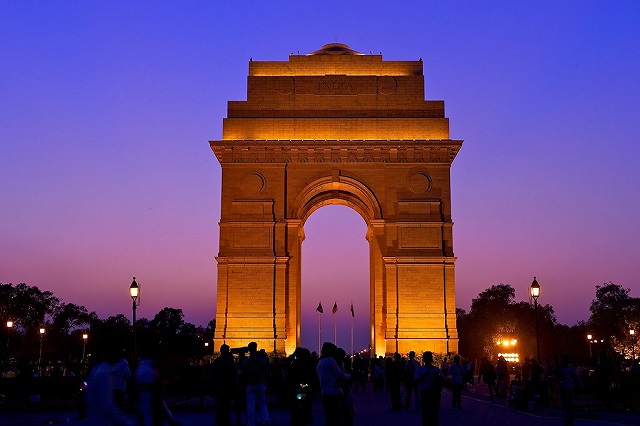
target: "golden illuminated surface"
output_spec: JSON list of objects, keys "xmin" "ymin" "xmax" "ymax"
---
[{"xmin": 211, "ymin": 44, "xmax": 462, "ymax": 356}]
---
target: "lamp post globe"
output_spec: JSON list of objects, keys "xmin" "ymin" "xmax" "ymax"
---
[
  {"xmin": 5, "ymin": 321, "xmax": 13, "ymax": 359},
  {"xmin": 530, "ymin": 277, "xmax": 541, "ymax": 361},
  {"xmin": 530, "ymin": 277, "xmax": 540, "ymax": 299},
  {"xmin": 38, "ymin": 327, "xmax": 45, "ymax": 373},
  {"xmin": 130, "ymin": 277, "xmax": 139, "ymax": 360},
  {"xmin": 82, "ymin": 333, "xmax": 88, "ymax": 364}
]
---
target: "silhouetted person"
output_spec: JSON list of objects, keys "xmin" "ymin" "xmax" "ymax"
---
[
  {"xmin": 414, "ymin": 351, "xmax": 445, "ymax": 426},
  {"xmin": 241, "ymin": 342, "xmax": 270, "ymax": 426},
  {"xmin": 387, "ymin": 352, "xmax": 403, "ymax": 411},
  {"xmin": 439, "ymin": 357, "xmax": 449, "ymax": 377},
  {"xmin": 335, "ymin": 347, "xmax": 354, "ymax": 426},
  {"xmin": 522, "ymin": 357, "xmax": 531, "ymax": 381},
  {"xmin": 594, "ymin": 350, "xmax": 614, "ymax": 409},
  {"xmin": 287, "ymin": 347, "xmax": 315, "ymax": 426},
  {"xmin": 352, "ymin": 353, "xmax": 367, "ymax": 393},
  {"xmin": 449, "ymin": 355, "xmax": 464, "ymax": 409},
  {"xmin": 135, "ymin": 357, "xmax": 180, "ymax": 426},
  {"xmin": 372, "ymin": 356, "xmax": 385, "ymax": 392},
  {"xmin": 479, "ymin": 357, "xmax": 496, "ymax": 401},
  {"xmin": 85, "ymin": 349, "xmax": 134, "ymax": 426},
  {"xmin": 112, "ymin": 354, "xmax": 131, "ymax": 410},
  {"xmin": 404, "ymin": 351, "xmax": 421, "ymax": 409},
  {"xmin": 464, "ymin": 360, "xmax": 475, "ymax": 385},
  {"xmin": 234, "ymin": 350, "xmax": 247, "ymax": 426},
  {"xmin": 529, "ymin": 358, "xmax": 544, "ymax": 406},
  {"xmin": 317, "ymin": 342, "xmax": 350, "ymax": 426},
  {"xmin": 557, "ymin": 354, "xmax": 582, "ymax": 425},
  {"xmin": 496, "ymin": 355, "xmax": 509, "ymax": 397},
  {"xmin": 212, "ymin": 344, "xmax": 237, "ymax": 426}
]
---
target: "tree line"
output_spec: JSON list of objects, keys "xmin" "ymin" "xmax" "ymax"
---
[
  {"xmin": 457, "ymin": 282, "xmax": 640, "ymax": 364},
  {"xmin": 0, "ymin": 283, "xmax": 215, "ymax": 364},
  {"xmin": 1, "ymin": 281, "xmax": 639, "ymax": 365}
]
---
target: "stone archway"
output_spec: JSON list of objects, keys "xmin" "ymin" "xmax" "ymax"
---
[{"xmin": 210, "ymin": 43, "xmax": 462, "ymax": 356}]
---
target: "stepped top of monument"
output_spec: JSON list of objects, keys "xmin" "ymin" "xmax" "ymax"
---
[
  {"xmin": 248, "ymin": 43, "xmax": 421, "ymax": 77},
  {"xmin": 307, "ymin": 43, "xmax": 363, "ymax": 56}
]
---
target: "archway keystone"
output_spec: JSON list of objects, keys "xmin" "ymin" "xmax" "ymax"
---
[{"xmin": 211, "ymin": 43, "xmax": 463, "ymax": 356}]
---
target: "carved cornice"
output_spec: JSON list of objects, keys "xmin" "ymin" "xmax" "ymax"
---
[{"xmin": 210, "ymin": 139, "xmax": 462, "ymax": 164}]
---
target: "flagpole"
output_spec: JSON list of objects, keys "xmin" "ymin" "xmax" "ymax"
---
[
  {"xmin": 318, "ymin": 310, "xmax": 321, "ymax": 354},
  {"xmin": 350, "ymin": 314, "xmax": 353, "ymax": 356},
  {"xmin": 350, "ymin": 302, "xmax": 354, "ymax": 355},
  {"xmin": 332, "ymin": 302, "xmax": 338, "ymax": 346}
]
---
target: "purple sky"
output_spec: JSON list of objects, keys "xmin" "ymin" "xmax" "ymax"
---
[{"xmin": 2, "ymin": 2, "xmax": 639, "ymax": 352}]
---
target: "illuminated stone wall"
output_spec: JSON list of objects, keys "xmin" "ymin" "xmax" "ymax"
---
[{"xmin": 211, "ymin": 44, "xmax": 462, "ymax": 356}]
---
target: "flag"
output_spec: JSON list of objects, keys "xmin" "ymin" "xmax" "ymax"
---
[
  {"xmin": 316, "ymin": 302, "xmax": 323, "ymax": 313},
  {"xmin": 332, "ymin": 302, "xmax": 338, "ymax": 315},
  {"xmin": 350, "ymin": 303, "xmax": 355, "ymax": 318}
]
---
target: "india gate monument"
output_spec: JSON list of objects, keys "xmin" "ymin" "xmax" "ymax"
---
[{"xmin": 210, "ymin": 43, "xmax": 463, "ymax": 357}]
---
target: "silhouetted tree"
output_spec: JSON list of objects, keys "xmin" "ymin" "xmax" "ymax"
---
[
  {"xmin": 589, "ymin": 282, "xmax": 640, "ymax": 357},
  {"xmin": 458, "ymin": 284, "xmax": 558, "ymax": 361},
  {"xmin": 0, "ymin": 282, "xmax": 59, "ymax": 333}
]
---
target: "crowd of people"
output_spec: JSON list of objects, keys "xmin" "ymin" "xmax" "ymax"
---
[
  {"xmin": 76, "ymin": 341, "xmax": 633, "ymax": 426},
  {"xmin": 83, "ymin": 346, "xmax": 180, "ymax": 426}
]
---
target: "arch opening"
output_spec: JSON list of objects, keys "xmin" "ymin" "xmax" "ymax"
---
[{"xmin": 301, "ymin": 204, "xmax": 370, "ymax": 355}]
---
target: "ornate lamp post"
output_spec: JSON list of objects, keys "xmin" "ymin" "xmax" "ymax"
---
[
  {"xmin": 39, "ymin": 327, "xmax": 45, "ymax": 374},
  {"xmin": 6, "ymin": 320, "xmax": 13, "ymax": 357},
  {"xmin": 530, "ymin": 277, "xmax": 540, "ymax": 361},
  {"xmin": 130, "ymin": 277, "xmax": 140, "ymax": 360},
  {"xmin": 82, "ymin": 333, "xmax": 88, "ymax": 364}
]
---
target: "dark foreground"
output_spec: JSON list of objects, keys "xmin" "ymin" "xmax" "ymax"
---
[{"xmin": 3, "ymin": 381, "xmax": 640, "ymax": 426}]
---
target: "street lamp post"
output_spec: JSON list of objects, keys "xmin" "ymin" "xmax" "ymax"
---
[
  {"xmin": 39, "ymin": 327, "xmax": 45, "ymax": 375},
  {"xmin": 130, "ymin": 277, "xmax": 140, "ymax": 360},
  {"xmin": 630, "ymin": 329, "xmax": 636, "ymax": 361},
  {"xmin": 6, "ymin": 320, "xmax": 13, "ymax": 357},
  {"xmin": 82, "ymin": 333, "xmax": 88, "ymax": 364},
  {"xmin": 530, "ymin": 277, "xmax": 541, "ymax": 361},
  {"xmin": 587, "ymin": 334, "xmax": 593, "ymax": 360}
]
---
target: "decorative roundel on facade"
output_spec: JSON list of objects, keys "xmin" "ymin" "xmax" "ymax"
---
[
  {"xmin": 245, "ymin": 172, "xmax": 266, "ymax": 193},
  {"xmin": 276, "ymin": 76, "xmax": 295, "ymax": 95},
  {"xmin": 407, "ymin": 172, "xmax": 432, "ymax": 194},
  {"xmin": 378, "ymin": 76, "xmax": 397, "ymax": 94}
]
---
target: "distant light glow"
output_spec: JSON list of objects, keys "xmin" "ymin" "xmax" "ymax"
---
[{"xmin": 498, "ymin": 353, "xmax": 519, "ymax": 363}]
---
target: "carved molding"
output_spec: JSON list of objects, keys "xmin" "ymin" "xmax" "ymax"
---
[{"xmin": 211, "ymin": 140, "xmax": 462, "ymax": 164}]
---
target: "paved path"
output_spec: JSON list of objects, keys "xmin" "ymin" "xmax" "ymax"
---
[
  {"xmin": 4, "ymin": 383, "xmax": 640, "ymax": 425},
  {"xmin": 172, "ymin": 384, "xmax": 640, "ymax": 426}
]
